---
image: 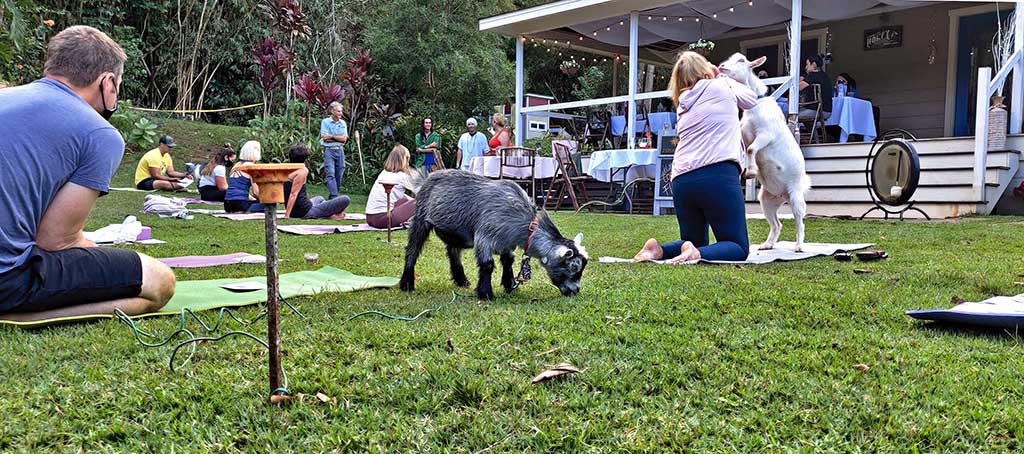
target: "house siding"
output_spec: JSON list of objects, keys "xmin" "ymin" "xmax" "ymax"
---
[{"xmin": 708, "ymin": 2, "xmax": 982, "ymax": 139}]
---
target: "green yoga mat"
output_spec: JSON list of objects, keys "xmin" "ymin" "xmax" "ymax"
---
[{"xmin": 0, "ymin": 266, "xmax": 398, "ymax": 328}]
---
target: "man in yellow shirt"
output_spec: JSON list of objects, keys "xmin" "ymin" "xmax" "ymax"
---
[{"xmin": 134, "ymin": 135, "xmax": 189, "ymax": 190}]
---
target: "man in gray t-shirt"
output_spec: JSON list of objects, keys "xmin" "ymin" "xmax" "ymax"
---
[{"xmin": 0, "ymin": 26, "xmax": 175, "ymax": 323}]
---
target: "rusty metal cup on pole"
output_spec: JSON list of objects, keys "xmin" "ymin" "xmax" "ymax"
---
[
  {"xmin": 381, "ymin": 183, "xmax": 395, "ymax": 243},
  {"xmin": 233, "ymin": 163, "xmax": 304, "ymax": 401}
]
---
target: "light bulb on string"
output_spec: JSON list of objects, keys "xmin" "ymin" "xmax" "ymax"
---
[{"xmin": 729, "ymin": 7, "xmax": 734, "ymax": 12}]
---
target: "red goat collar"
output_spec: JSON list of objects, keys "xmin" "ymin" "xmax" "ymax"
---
[{"xmin": 523, "ymin": 215, "xmax": 540, "ymax": 253}]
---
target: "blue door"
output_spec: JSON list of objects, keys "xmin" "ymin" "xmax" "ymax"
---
[{"xmin": 954, "ymin": 10, "xmax": 1014, "ymax": 136}]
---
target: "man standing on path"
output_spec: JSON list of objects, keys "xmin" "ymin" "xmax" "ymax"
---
[
  {"xmin": 320, "ymin": 102, "xmax": 349, "ymax": 199},
  {"xmin": 133, "ymin": 135, "xmax": 190, "ymax": 191},
  {"xmin": 0, "ymin": 25, "xmax": 175, "ymax": 322}
]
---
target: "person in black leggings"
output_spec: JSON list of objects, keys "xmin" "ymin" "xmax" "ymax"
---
[
  {"xmin": 197, "ymin": 145, "xmax": 234, "ymax": 202},
  {"xmin": 283, "ymin": 143, "xmax": 351, "ymax": 219},
  {"xmin": 634, "ymin": 51, "xmax": 756, "ymax": 264}
]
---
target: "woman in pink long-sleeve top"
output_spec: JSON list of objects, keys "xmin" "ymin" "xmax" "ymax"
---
[{"xmin": 634, "ymin": 51, "xmax": 758, "ymax": 264}]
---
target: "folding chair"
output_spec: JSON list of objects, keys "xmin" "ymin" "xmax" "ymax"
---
[
  {"xmin": 798, "ymin": 84, "xmax": 826, "ymax": 144},
  {"xmin": 582, "ymin": 111, "xmax": 611, "ymax": 151},
  {"xmin": 498, "ymin": 146, "xmax": 538, "ymax": 202},
  {"xmin": 544, "ymin": 142, "xmax": 592, "ymax": 211}
]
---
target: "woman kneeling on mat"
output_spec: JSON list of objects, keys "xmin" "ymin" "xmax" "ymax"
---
[
  {"xmin": 366, "ymin": 144, "xmax": 415, "ymax": 229},
  {"xmin": 283, "ymin": 143, "xmax": 351, "ymax": 219},
  {"xmin": 224, "ymin": 140, "xmax": 266, "ymax": 213},
  {"xmin": 634, "ymin": 51, "xmax": 757, "ymax": 264}
]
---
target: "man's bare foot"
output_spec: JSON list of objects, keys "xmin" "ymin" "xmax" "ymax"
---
[
  {"xmin": 633, "ymin": 238, "xmax": 663, "ymax": 262},
  {"xmin": 667, "ymin": 241, "xmax": 701, "ymax": 265},
  {"xmin": 329, "ymin": 212, "xmax": 347, "ymax": 220}
]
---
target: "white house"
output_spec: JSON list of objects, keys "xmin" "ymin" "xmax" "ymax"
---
[{"xmin": 481, "ymin": 0, "xmax": 1024, "ymax": 218}]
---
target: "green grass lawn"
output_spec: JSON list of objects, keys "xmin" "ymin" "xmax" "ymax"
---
[{"xmin": 2, "ymin": 154, "xmax": 1024, "ymax": 451}]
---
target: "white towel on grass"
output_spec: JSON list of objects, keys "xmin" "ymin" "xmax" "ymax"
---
[{"xmin": 600, "ymin": 242, "xmax": 874, "ymax": 265}]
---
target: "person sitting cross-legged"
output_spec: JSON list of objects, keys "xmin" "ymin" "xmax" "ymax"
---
[
  {"xmin": 0, "ymin": 25, "xmax": 175, "ymax": 322},
  {"xmin": 197, "ymin": 145, "xmax": 235, "ymax": 202},
  {"xmin": 224, "ymin": 140, "xmax": 267, "ymax": 213},
  {"xmin": 134, "ymin": 135, "xmax": 190, "ymax": 191},
  {"xmin": 283, "ymin": 143, "xmax": 352, "ymax": 219},
  {"xmin": 366, "ymin": 144, "xmax": 416, "ymax": 229}
]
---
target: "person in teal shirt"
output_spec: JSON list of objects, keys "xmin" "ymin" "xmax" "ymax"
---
[
  {"xmin": 319, "ymin": 101, "xmax": 349, "ymax": 199},
  {"xmin": 414, "ymin": 117, "xmax": 441, "ymax": 171}
]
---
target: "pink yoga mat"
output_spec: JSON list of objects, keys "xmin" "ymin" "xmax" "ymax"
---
[
  {"xmin": 277, "ymin": 224, "xmax": 405, "ymax": 235},
  {"xmin": 158, "ymin": 252, "xmax": 266, "ymax": 268}
]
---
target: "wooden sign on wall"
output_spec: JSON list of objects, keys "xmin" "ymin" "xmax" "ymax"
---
[{"xmin": 864, "ymin": 26, "xmax": 903, "ymax": 51}]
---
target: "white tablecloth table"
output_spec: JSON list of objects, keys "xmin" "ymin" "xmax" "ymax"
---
[
  {"xmin": 610, "ymin": 112, "xmax": 676, "ymax": 137},
  {"xmin": 827, "ymin": 96, "xmax": 876, "ymax": 143},
  {"xmin": 585, "ymin": 149, "xmax": 659, "ymax": 183},
  {"xmin": 468, "ymin": 156, "xmax": 557, "ymax": 179},
  {"xmin": 777, "ymin": 96, "xmax": 876, "ymax": 143}
]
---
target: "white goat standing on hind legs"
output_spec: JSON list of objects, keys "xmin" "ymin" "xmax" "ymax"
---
[{"xmin": 719, "ymin": 53, "xmax": 812, "ymax": 252}]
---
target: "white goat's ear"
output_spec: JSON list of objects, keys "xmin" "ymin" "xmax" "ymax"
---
[
  {"xmin": 554, "ymin": 245, "xmax": 571, "ymax": 260},
  {"xmin": 749, "ymin": 56, "xmax": 767, "ymax": 68},
  {"xmin": 573, "ymin": 233, "xmax": 589, "ymax": 260}
]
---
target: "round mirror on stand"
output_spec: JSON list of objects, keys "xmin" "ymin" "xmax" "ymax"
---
[{"xmin": 860, "ymin": 129, "xmax": 930, "ymax": 220}]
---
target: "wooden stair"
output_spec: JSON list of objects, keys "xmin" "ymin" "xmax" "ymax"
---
[{"xmin": 745, "ymin": 137, "xmax": 1023, "ymax": 219}]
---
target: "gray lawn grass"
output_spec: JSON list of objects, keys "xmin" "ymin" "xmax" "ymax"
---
[{"xmin": 1, "ymin": 149, "xmax": 1024, "ymax": 451}]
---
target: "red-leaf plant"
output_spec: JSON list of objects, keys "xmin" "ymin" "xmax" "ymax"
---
[
  {"xmin": 293, "ymin": 69, "xmax": 345, "ymax": 113},
  {"xmin": 254, "ymin": 37, "xmax": 294, "ymax": 118}
]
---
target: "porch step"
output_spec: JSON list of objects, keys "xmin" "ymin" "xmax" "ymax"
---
[
  {"xmin": 745, "ymin": 201, "xmax": 980, "ymax": 219},
  {"xmin": 804, "ymin": 150, "xmax": 1019, "ymax": 172},
  {"xmin": 806, "ymin": 167, "xmax": 1008, "ymax": 187},
  {"xmin": 746, "ymin": 136, "xmax": 1022, "ymax": 218}
]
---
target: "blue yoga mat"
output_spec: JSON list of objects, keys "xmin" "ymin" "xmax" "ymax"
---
[{"xmin": 906, "ymin": 294, "xmax": 1024, "ymax": 329}]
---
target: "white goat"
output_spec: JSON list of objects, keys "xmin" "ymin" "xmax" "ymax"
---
[{"xmin": 719, "ymin": 53, "xmax": 811, "ymax": 252}]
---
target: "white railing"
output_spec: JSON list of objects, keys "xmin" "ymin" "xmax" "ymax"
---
[
  {"xmin": 974, "ymin": 48, "xmax": 1023, "ymax": 202},
  {"xmin": 973, "ymin": 9, "xmax": 1024, "ymax": 203}
]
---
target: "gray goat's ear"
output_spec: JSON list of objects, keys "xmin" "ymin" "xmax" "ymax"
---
[{"xmin": 573, "ymin": 233, "xmax": 583, "ymax": 245}]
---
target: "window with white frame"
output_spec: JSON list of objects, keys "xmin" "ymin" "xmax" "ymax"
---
[
  {"xmin": 740, "ymin": 28, "xmax": 829, "ymax": 79},
  {"xmin": 529, "ymin": 121, "xmax": 547, "ymax": 131}
]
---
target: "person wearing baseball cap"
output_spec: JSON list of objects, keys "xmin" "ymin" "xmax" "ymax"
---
[
  {"xmin": 456, "ymin": 117, "xmax": 489, "ymax": 171},
  {"xmin": 133, "ymin": 134, "xmax": 190, "ymax": 191}
]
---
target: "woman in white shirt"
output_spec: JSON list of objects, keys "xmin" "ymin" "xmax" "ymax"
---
[
  {"xmin": 198, "ymin": 145, "xmax": 235, "ymax": 201},
  {"xmin": 366, "ymin": 144, "xmax": 416, "ymax": 228}
]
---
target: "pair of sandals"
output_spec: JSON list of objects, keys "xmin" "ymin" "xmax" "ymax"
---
[{"xmin": 834, "ymin": 250, "xmax": 887, "ymax": 262}]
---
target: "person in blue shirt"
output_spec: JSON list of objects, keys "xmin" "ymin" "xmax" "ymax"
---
[
  {"xmin": 320, "ymin": 101, "xmax": 350, "ymax": 199},
  {"xmin": 0, "ymin": 26, "xmax": 175, "ymax": 322}
]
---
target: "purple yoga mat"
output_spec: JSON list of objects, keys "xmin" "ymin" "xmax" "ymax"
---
[
  {"xmin": 277, "ymin": 224, "xmax": 405, "ymax": 235},
  {"xmin": 182, "ymin": 197, "xmax": 223, "ymax": 205},
  {"xmin": 158, "ymin": 252, "xmax": 266, "ymax": 268},
  {"xmin": 212, "ymin": 212, "xmax": 286, "ymax": 221}
]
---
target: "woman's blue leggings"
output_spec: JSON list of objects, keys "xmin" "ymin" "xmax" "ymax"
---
[{"xmin": 661, "ymin": 161, "xmax": 750, "ymax": 262}]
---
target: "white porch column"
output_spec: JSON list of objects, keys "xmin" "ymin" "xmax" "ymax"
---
[
  {"xmin": 627, "ymin": 11, "xmax": 639, "ymax": 149},
  {"xmin": 514, "ymin": 35, "xmax": 525, "ymax": 147},
  {"xmin": 1011, "ymin": 7, "xmax": 1024, "ymax": 134},
  {"xmin": 612, "ymin": 55, "xmax": 619, "ymax": 98},
  {"xmin": 787, "ymin": 0, "xmax": 802, "ymax": 117},
  {"xmin": 974, "ymin": 67, "xmax": 992, "ymax": 202}
]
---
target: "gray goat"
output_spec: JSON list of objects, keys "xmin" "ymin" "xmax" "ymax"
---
[{"xmin": 399, "ymin": 170, "xmax": 588, "ymax": 300}]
